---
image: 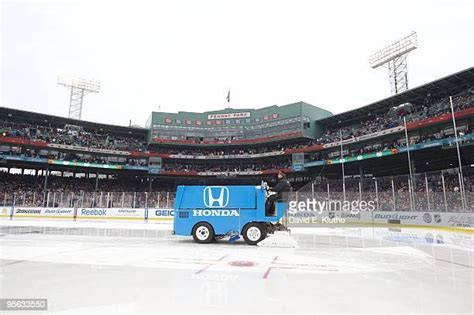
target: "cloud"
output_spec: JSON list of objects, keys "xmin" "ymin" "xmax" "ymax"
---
[{"xmin": 1, "ymin": 0, "xmax": 472, "ymax": 126}]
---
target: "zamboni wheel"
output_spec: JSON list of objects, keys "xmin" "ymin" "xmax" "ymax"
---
[
  {"xmin": 242, "ymin": 222, "xmax": 267, "ymax": 245},
  {"xmin": 192, "ymin": 222, "xmax": 215, "ymax": 244}
]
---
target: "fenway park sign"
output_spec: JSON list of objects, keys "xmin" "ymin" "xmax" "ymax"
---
[{"xmin": 207, "ymin": 112, "xmax": 250, "ymax": 120}]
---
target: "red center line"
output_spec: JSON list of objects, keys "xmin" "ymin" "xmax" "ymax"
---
[
  {"xmin": 263, "ymin": 256, "xmax": 279, "ymax": 279},
  {"xmin": 263, "ymin": 265, "xmax": 298, "ymax": 279},
  {"xmin": 195, "ymin": 264, "xmax": 212, "ymax": 274},
  {"xmin": 263, "ymin": 255, "xmax": 340, "ymax": 278},
  {"xmin": 263, "ymin": 267, "xmax": 272, "ymax": 279},
  {"xmin": 217, "ymin": 254, "xmax": 229, "ymax": 261},
  {"xmin": 193, "ymin": 254, "xmax": 229, "ymax": 275}
]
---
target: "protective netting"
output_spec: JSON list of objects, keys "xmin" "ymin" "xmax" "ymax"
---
[
  {"xmin": 2, "ymin": 167, "xmax": 472, "ymax": 212},
  {"xmin": 294, "ymin": 166, "xmax": 473, "ymax": 212}
]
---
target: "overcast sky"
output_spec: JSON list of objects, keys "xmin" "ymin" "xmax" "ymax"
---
[{"xmin": 1, "ymin": 0, "xmax": 472, "ymax": 127}]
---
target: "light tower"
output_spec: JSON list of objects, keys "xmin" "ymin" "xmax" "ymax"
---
[
  {"xmin": 370, "ymin": 32, "xmax": 418, "ymax": 95},
  {"xmin": 57, "ymin": 75, "xmax": 100, "ymax": 120}
]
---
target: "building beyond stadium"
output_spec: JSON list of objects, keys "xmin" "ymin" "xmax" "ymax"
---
[{"xmin": 146, "ymin": 102, "xmax": 332, "ymax": 145}]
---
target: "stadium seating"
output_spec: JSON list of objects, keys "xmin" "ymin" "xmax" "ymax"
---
[{"xmin": 0, "ymin": 74, "xmax": 472, "ymax": 209}]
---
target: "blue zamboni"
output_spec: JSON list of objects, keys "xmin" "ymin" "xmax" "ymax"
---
[{"xmin": 172, "ymin": 182, "xmax": 297, "ymax": 247}]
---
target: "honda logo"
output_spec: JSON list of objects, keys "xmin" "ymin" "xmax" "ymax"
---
[{"xmin": 203, "ymin": 186, "xmax": 229, "ymax": 208}]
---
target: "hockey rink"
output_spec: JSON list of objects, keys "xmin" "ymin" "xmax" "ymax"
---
[{"xmin": 0, "ymin": 220, "xmax": 473, "ymax": 314}]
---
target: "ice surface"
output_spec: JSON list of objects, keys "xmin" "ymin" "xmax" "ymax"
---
[{"xmin": 0, "ymin": 220, "xmax": 472, "ymax": 314}]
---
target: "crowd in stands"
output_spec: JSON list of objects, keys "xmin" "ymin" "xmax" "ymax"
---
[
  {"xmin": 152, "ymin": 145, "xmax": 286, "ymax": 156},
  {"xmin": 0, "ymin": 125, "xmax": 471, "ymax": 173},
  {"xmin": 1, "ymin": 89, "xmax": 472, "ymax": 160},
  {"xmin": 0, "ymin": 172, "xmax": 175, "ymax": 208},
  {"xmin": 0, "ymin": 88, "xmax": 471, "ymax": 177},
  {"xmin": 319, "ymin": 88, "xmax": 472, "ymax": 144},
  {"xmin": 1, "ymin": 147, "xmax": 148, "ymax": 166},
  {"xmin": 153, "ymin": 87, "xmax": 471, "ymax": 156},
  {"xmin": 309, "ymin": 127, "xmax": 472, "ymax": 162},
  {"xmin": 2, "ymin": 167, "xmax": 472, "ymax": 211},
  {"xmin": 299, "ymin": 167, "xmax": 474, "ymax": 212},
  {"xmin": 0, "ymin": 81, "xmax": 472, "ymax": 214},
  {"xmin": 0, "ymin": 122, "xmax": 146, "ymax": 151},
  {"xmin": 161, "ymin": 159, "xmax": 291, "ymax": 173},
  {"xmin": 0, "ymin": 172, "xmax": 148, "ymax": 193}
]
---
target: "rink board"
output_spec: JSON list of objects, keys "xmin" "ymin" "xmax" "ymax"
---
[
  {"xmin": 287, "ymin": 210, "xmax": 474, "ymax": 230},
  {"xmin": 77, "ymin": 208, "xmax": 145, "ymax": 220},
  {"xmin": 288, "ymin": 210, "xmax": 373, "ymax": 225},
  {"xmin": 1, "ymin": 207, "xmax": 473, "ymax": 231},
  {"xmin": 2, "ymin": 207, "xmax": 74, "ymax": 219},
  {"xmin": 0, "ymin": 207, "xmax": 173, "ymax": 222},
  {"xmin": 147, "ymin": 208, "xmax": 174, "ymax": 221},
  {"xmin": 372, "ymin": 211, "xmax": 474, "ymax": 229}
]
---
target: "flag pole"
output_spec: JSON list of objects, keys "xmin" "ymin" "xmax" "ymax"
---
[{"xmin": 226, "ymin": 89, "xmax": 231, "ymax": 109}]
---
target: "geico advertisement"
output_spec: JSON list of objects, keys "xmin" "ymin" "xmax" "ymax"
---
[
  {"xmin": 148, "ymin": 209, "xmax": 174, "ymax": 219},
  {"xmin": 77, "ymin": 208, "xmax": 145, "ymax": 218},
  {"xmin": 14, "ymin": 207, "xmax": 73, "ymax": 217}
]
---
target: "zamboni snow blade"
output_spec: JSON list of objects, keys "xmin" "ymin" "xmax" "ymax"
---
[{"xmin": 172, "ymin": 184, "xmax": 297, "ymax": 247}]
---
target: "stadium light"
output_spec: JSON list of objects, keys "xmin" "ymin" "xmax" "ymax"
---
[
  {"xmin": 57, "ymin": 75, "xmax": 100, "ymax": 120},
  {"xmin": 369, "ymin": 32, "xmax": 418, "ymax": 95}
]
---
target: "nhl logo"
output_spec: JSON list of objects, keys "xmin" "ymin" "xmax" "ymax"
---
[{"xmin": 434, "ymin": 214, "xmax": 441, "ymax": 223}]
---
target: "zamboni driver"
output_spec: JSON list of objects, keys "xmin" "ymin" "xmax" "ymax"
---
[{"xmin": 265, "ymin": 171, "xmax": 291, "ymax": 216}]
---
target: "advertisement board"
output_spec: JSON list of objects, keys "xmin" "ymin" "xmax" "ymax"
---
[
  {"xmin": 3, "ymin": 206, "xmax": 473, "ymax": 230},
  {"xmin": 147, "ymin": 208, "xmax": 174, "ymax": 221},
  {"xmin": 291, "ymin": 152, "xmax": 305, "ymax": 172},
  {"xmin": 76, "ymin": 208, "xmax": 145, "ymax": 220},
  {"xmin": 372, "ymin": 211, "xmax": 474, "ymax": 228},
  {"xmin": 12, "ymin": 207, "xmax": 74, "ymax": 218}
]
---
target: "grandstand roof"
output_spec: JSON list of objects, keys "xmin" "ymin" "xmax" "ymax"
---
[
  {"xmin": 316, "ymin": 67, "xmax": 474, "ymax": 126},
  {"xmin": 0, "ymin": 107, "xmax": 147, "ymax": 139}
]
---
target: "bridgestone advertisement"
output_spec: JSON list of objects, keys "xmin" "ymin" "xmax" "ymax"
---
[{"xmin": 13, "ymin": 208, "xmax": 74, "ymax": 218}]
